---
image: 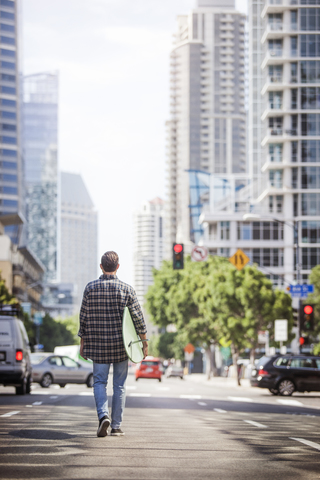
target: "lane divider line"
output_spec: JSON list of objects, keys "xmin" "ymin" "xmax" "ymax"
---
[
  {"xmin": 228, "ymin": 396, "xmax": 253, "ymax": 403},
  {"xmin": 1, "ymin": 411, "xmax": 20, "ymax": 417},
  {"xmin": 214, "ymin": 408, "xmax": 227, "ymax": 413},
  {"xmin": 244, "ymin": 419, "xmax": 268, "ymax": 428},
  {"xmin": 290, "ymin": 437, "xmax": 320, "ymax": 451},
  {"xmin": 50, "ymin": 396, "xmax": 58, "ymax": 399},
  {"xmin": 79, "ymin": 392, "xmax": 94, "ymax": 396},
  {"xmin": 32, "ymin": 401, "xmax": 42, "ymax": 406},
  {"xmin": 198, "ymin": 402, "xmax": 207, "ymax": 406}
]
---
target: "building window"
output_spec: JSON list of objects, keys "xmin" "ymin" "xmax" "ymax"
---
[
  {"xmin": 0, "ymin": 36, "xmax": 14, "ymax": 45},
  {"xmin": 300, "ymin": 7, "xmax": 320, "ymax": 31},
  {"xmin": 1, "ymin": 85, "xmax": 15, "ymax": 94},
  {"xmin": 291, "ymin": 89, "xmax": 298, "ymax": 109},
  {"xmin": 252, "ymin": 248, "xmax": 283, "ymax": 267},
  {"xmin": 292, "ymin": 141, "xmax": 298, "ymax": 162},
  {"xmin": 269, "ymin": 143, "xmax": 282, "ymax": 162},
  {"xmin": 269, "ymin": 91, "xmax": 282, "ymax": 109},
  {"xmin": 301, "ymin": 193, "xmax": 320, "ymax": 215},
  {"xmin": 291, "ymin": 36, "xmax": 298, "ymax": 57},
  {"xmin": 0, "ymin": 48, "xmax": 15, "ymax": 57},
  {"xmin": 302, "ymin": 221, "xmax": 320, "ymax": 243},
  {"xmin": 290, "ymin": 62, "xmax": 298, "ymax": 82},
  {"xmin": 276, "ymin": 195, "xmax": 283, "ymax": 213},
  {"xmin": 269, "ymin": 169, "xmax": 283, "ymax": 188},
  {"xmin": 300, "ymin": 34, "xmax": 320, "ymax": 57},
  {"xmin": 301, "ymin": 139, "xmax": 320, "ymax": 162},
  {"xmin": 301, "ymin": 166, "xmax": 320, "ymax": 188},
  {"xmin": 301, "ymin": 87, "xmax": 320, "ymax": 109},
  {"xmin": 301, "ymin": 247, "xmax": 320, "ymax": 270},
  {"xmin": 293, "ymin": 194, "xmax": 298, "ymax": 217},
  {"xmin": 159, "ymin": 217, "xmax": 162, "ymax": 238},
  {"xmin": 0, "ymin": 60, "xmax": 15, "ymax": 69},
  {"xmin": 0, "ymin": 23, "xmax": 14, "ymax": 32},
  {"xmin": 238, "ymin": 222, "xmax": 283, "ymax": 241},
  {"xmin": 0, "ymin": 11, "xmax": 14, "ymax": 20},
  {"xmin": 292, "ymin": 167, "xmax": 298, "ymax": 188},
  {"xmin": 301, "ymin": 114, "xmax": 320, "ymax": 136},
  {"xmin": 300, "ymin": 60, "xmax": 320, "ymax": 83},
  {"xmin": 220, "ymin": 221, "xmax": 230, "ymax": 240},
  {"xmin": 193, "ymin": 13, "xmax": 198, "ymax": 39}
]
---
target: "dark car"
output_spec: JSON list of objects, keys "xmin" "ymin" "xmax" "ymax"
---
[{"xmin": 250, "ymin": 354, "xmax": 320, "ymax": 396}]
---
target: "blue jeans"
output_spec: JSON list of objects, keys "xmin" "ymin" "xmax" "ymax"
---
[{"xmin": 93, "ymin": 360, "xmax": 128, "ymax": 429}]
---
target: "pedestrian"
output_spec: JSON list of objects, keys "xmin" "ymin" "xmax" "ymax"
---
[{"xmin": 78, "ymin": 251, "xmax": 148, "ymax": 437}]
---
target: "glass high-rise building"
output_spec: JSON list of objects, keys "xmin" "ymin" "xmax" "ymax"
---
[
  {"xmin": 22, "ymin": 72, "xmax": 59, "ymax": 281},
  {"xmin": 0, "ymin": 0, "xmax": 23, "ymax": 238},
  {"xmin": 165, "ymin": 0, "xmax": 246, "ymax": 256}
]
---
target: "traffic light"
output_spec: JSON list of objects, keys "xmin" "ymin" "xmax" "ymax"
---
[
  {"xmin": 300, "ymin": 303, "xmax": 314, "ymax": 332},
  {"xmin": 173, "ymin": 243, "xmax": 184, "ymax": 270}
]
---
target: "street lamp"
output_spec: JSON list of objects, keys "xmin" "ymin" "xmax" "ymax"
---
[{"xmin": 243, "ymin": 213, "xmax": 301, "ymax": 351}]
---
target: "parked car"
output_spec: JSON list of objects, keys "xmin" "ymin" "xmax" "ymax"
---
[
  {"xmin": 135, "ymin": 357, "xmax": 162, "ymax": 382},
  {"xmin": 31, "ymin": 353, "xmax": 93, "ymax": 388},
  {"xmin": 166, "ymin": 364, "xmax": 184, "ymax": 379},
  {"xmin": 250, "ymin": 354, "xmax": 320, "ymax": 396},
  {"xmin": 0, "ymin": 306, "xmax": 32, "ymax": 395}
]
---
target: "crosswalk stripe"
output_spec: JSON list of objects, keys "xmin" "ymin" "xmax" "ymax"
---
[
  {"xmin": 277, "ymin": 399, "xmax": 303, "ymax": 406},
  {"xmin": 244, "ymin": 420, "xmax": 268, "ymax": 428},
  {"xmin": 198, "ymin": 402, "xmax": 207, "ymax": 406},
  {"xmin": 290, "ymin": 437, "xmax": 320, "ymax": 451},
  {"xmin": 214, "ymin": 408, "xmax": 227, "ymax": 413},
  {"xmin": 180, "ymin": 395, "xmax": 202, "ymax": 399},
  {"xmin": 228, "ymin": 396, "xmax": 253, "ymax": 403},
  {"xmin": 1, "ymin": 411, "xmax": 20, "ymax": 417}
]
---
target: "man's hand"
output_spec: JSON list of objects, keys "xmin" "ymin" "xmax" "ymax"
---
[
  {"xmin": 142, "ymin": 342, "xmax": 148, "ymax": 359},
  {"xmin": 80, "ymin": 337, "xmax": 87, "ymax": 360}
]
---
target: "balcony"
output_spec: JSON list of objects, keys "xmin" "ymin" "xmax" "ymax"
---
[
  {"xmin": 261, "ymin": 0, "xmax": 298, "ymax": 19},
  {"xmin": 261, "ymin": 76, "xmax": 284, "ymax": 94},
  {"xmin": 261, "ymin": 50, "xmax": 284, "ymax": 69},
  {"xmin": 262, "ymin": 103, "xmax": 283, "ymax": 120}
]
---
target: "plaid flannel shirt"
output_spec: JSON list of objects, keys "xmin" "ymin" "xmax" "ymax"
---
[{"xmin": 78, "ymin": 274, "xmax": 147, "ymax": 364}]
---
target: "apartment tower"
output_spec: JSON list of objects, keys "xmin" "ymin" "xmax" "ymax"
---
[{"xmin": 165, "ymin": 0, "xmax": 246, "ymax": 256}]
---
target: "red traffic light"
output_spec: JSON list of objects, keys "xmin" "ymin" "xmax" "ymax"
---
[
  {"xmin": 304, "ymin": 305, "xmax": 313, "ymax": 315},
  {"xmin": 299, "ymin": 337, "xmax": 305, "ymax": 345},
  {"xmin": 173, "ymin": 244, "xmax": 183, "ymax": 253}
]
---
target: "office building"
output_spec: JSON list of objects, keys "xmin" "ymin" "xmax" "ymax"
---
[
  {"xmin": 60, "ymin": 172, "xmax": 98, "ymax": 308},
  {"xmin": 165, "ymin": 0, "xmax": 246, "ymax": 256},
  {"xmin": 133, "ymin": 198, "xmax": 164, "ymax": 336},
  {"xmin": 248, "ymin": 0, "xmax": 320, "ymax": 286},
  {"xmin": 0, "ymin": 0, "xmax": 23, "ymax": 242},
  {"xmin": 22, "ymin": 72, "xmax": 59, "ymax": 282}
]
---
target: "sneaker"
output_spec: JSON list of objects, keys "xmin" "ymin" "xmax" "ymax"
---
[
  {"xmin": 110, "ymin": 428, "xmax": 125, "ymax": 436},
  {"xmin": 97, "ymin": 416, "xmax": 110, "ymax": 437}
]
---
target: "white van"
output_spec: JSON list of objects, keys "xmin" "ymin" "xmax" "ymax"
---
[{"xmin": 0, "ymin": 307, "xmax": 32, "ymax": 395}]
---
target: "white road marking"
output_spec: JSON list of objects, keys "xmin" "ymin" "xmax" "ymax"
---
[
  {"xmin": 129, "ymin": 393, "xmax": 151, "ymax": 397},
  {"xmin": 50, "ymin": 396, "xmax": 58, "ymax": 399},
  {"xmin": 26, "ymin": 405, "xmax": 33, "ymax": 408},
  {"xmin": 290, "ymin": 437, "xmax": 320, "ymax": 451},
  {"xmin": 214, "ymin": 408, "xmax": 227, "ymax": 413},
  {"xmin": 277, "ymin": 399, "xmax": 303, "ymax": 407},
  {"xmin": 79, "ymin": 392, "xmax": 94, "ymax": 396},
  {"xmin": 228, "ymin": 396, "xmax": 253, "ymax": 403},
  {"xmin": 244, "ymin": 420, "xmax": 268, "ymax": 429},
  {"xmin": 1, "ymin": 411, "xmax": 20, "ymax": 417},
  {"xmin": 32, "ymin": 401, "xmax": 42, "ymax": 406},
  {"xmin": 198, "ymin": 402, "xmax": 207, "ymax": 406},
  {"xmin": 126, "ymin": 386, "xmax": 137, "ymax": 390},
  {"xmin": 180, "ymin": 395, "xmax": 202, "ymax": 399}
]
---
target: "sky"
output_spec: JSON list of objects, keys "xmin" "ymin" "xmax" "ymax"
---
[{"xmin": 22, "ymin": 0, "xmax": 247, "ymax": 285}]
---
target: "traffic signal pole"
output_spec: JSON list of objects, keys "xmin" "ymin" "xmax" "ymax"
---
[{"xmin": 295, "ymin": 221, "xmax": 302, "ymax": 353}]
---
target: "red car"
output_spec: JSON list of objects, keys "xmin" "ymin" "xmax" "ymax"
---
[{"xmin": 135, "ymin": 357, "xmax": 162, "ymax": 382}]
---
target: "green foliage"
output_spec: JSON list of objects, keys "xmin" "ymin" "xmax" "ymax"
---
[
  {"xmin": 307, "ymin": 265, "xmax": 320, "ymax": 337},
  {"xmin": 146, "ymin": 255, "xmax": 293, "ymax": 356},
  {"xmin": 56, "ymin": 314, "xmax": 80, "ymax": 344},
  {"xmin": 0, "ymin": 273, "xmax": 17, "ymax": 304},
  {"xmin": 40, "ymin": 314, "xmax": 75, "ymax": 352},
  {"xmin": 148, "ymin": 331, "xmax": 185, "ymax": 360}
]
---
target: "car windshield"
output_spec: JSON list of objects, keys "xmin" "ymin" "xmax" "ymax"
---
[
  {"xmin": 30, "ymin": 354, "xmax": 47, "ymax": 365},
  {"xmin": 256, "ymin": 356, "xmax": 271, "ymax": 368},
  {"xmin": 275, "ymin": 357, "xmax": 290, "ymax": 367},
  {"xmin": 142, "ymin": 361, "xmax": 159, "ymax": 366}
]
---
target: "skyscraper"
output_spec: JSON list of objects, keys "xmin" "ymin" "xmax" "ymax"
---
[
  {"xmin": 133, "ymin": 198, "xmax": 164, "ymax": 336},
  {"xmin": 249, "ymin": 0, "xmax": 320, "ymax": 286},
  {"xmin": 60, "ymin": 172, "xmax": 98, "ymax": 307},
  {"xmin": 165, "ymin": 0, "xmax": 246, "ymax": 256},
  {"xmin": 0, "ymin": 0, "xmax": 23, "ymax": 239},
  {"xmin": 22, "ymin": 72, "xmax": 59, "ymax": 281}
]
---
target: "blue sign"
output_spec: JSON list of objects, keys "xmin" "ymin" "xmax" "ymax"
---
[{"xmin": 289, "ymin": 284, "xmax": 314, "ymax": 298}]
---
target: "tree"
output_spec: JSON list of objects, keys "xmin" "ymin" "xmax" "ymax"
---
[
  {"xmin": 56, "ymin": 314, "xmax": 81, "ymax": 344},
  {"xmin": 146, "ymin": 256, "xmax": 293, "ymax": 383},
  {"xmin": 39, "ymin": 313, "xmax": 75, "ymax": 352}
]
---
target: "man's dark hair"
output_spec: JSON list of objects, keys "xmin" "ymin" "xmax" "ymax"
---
[{"xmin": 101, "ymin": 251, "xmax": 119, "ymax": 272}]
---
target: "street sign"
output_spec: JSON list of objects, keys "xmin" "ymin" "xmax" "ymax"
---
[
  {"xmin": 191, "ymin": 246, "xmax": 208, "ymax": 262},
  {"xmin": 275, "ymin": 319, "xmax": 288, "ymax": 342},
  {"xmin": 184, "ymin": 352, "xmax": 194, "ymax": 362},
  {"xmin": 229, "ymin": 249, "xmax": 250, "ymax": 271},
  {"xmin": 34, "ymin": 312, "xmax": 43, "ymax": 325},
  {"xmin": 289, "ymin": 284, "xmax": 314, "ymax": 298},
  {"xmin": 21, "ymin": 302, "xmax": 31, "ymax": 316},
  {"xmin": 184, "ymin": 343, "xmax": 195, "ymax": 354}
]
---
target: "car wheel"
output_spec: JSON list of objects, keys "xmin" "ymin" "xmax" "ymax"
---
[
  {"xmin": 16, "ymin": 379, "xmax": 27, "ymax": 395},
  {"xmin": 40, "ymin": 373, "xmax": 53, "ymax": 388},
  {"xmin": 135, "ymin": 377, "xmax": 138, "ymax": 381},
  {"xmin": 59, "ymin": 384, "xmax": 66, "ymax": 388},
  {"xmin": 158, "ymin": 378, "xmax": 162, "ymax": 382},
  {"xmin": 86, "ymin": 374, "xmax": 93, "ymax": 388},
  {"xmin": 278, "ymin": 379, "xmax": 295, "ymax": 396},
  {"xmin": 180, "ymin": 376, "xmax": 183, "ymax": 380},
  {"xmin": 269, "ymin": 388, "xmax": 278, "ymax": 395},
  {"xmin": 26, "ymin": 376, "xmax": 32, "ymax": 394}
]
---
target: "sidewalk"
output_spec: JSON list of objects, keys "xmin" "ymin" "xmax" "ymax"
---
[{"xmin": 186, "ymin": 373, "xmax": 251, "ymax": 388}]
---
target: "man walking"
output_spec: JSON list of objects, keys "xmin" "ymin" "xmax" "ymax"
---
[{"xmin": 78, "ymin": 251, "xmax": 148, "ymax": 437}]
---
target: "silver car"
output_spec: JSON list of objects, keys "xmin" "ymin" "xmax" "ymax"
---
[{"xmin": 31, "ymin": 353, "xmax": 93, "ymax": 388}]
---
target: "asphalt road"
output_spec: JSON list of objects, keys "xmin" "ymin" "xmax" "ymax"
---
[{"xmin": 0, "ymin": 371, "xmax": 320, "ymax": 479}]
